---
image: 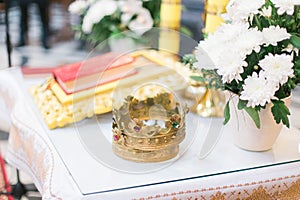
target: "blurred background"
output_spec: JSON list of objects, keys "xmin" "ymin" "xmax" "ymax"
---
[{"xmin": 0, "ymin": 0, "xmax": 205, "ymax": 69}]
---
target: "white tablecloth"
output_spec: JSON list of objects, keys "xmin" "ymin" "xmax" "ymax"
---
[{"xmin": 1, "ymin": 67, "xmax": 300, "ymax": 200}]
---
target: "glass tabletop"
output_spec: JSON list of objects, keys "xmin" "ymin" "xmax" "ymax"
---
[
  {"xmin": 22, "ymin": 69, "xmax": 300, "ymax": 196},
  {"xmin": 46, "ymin": 114, "xmax": 300, "ymax": 195}
]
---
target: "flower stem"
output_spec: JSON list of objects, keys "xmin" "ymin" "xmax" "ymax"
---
[{"xmin": 254, "ymin": 15, "xmax": 262, "ymax": 30}]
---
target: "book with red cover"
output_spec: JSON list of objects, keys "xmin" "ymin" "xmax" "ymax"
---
[
  {"xmin": 21, "ymin": 67, "xmax": 54, "ymax": 75},
  {"xmin": 52, "ymin": 52, "xmax": 137, "ymax": 94}
]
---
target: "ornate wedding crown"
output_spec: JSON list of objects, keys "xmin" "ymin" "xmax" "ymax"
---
[{"xmin": 112, "ymin": 86, "xmax": 187, "ymax": 162}]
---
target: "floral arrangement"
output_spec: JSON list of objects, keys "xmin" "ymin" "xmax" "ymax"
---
[
  {"xmin": 191, "ymin": 0, "xmax": 300, "ymax": 128},
  {"xmin": 68, "ymin": 0, "xmax": 160, "ymax": 44}
]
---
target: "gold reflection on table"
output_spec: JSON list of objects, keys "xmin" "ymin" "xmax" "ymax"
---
[{"xmin": 191, "ymin": 88, "xmax": 225, "ymax": 117}]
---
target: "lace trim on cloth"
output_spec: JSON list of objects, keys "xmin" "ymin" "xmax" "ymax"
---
[
  {"xmin": 135, "ymin": 174, "xmax": 300, "ymax": 200},
  {"xmin": 8, "ymin": 113, "xmax": 62, "ymax": 200}
]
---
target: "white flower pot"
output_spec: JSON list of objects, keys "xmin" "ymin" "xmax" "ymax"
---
[{"xmin": 226, "ymin": 94, "xmax": 291, "ymax": 151}]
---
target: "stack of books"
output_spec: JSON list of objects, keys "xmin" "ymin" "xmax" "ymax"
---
[{"xmin": 27, "ymin": 50, "xmax": 186, "ymax": 129}]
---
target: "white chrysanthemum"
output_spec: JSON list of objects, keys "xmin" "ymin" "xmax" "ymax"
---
[
  {"xmin": 194, "ymin": 23, "xmax": 254, "ymax": 72},
  {"xmin": 213, "ymin": 24, "xmax": 263, "ymax": 58},
  {"xmin": 260, "ymin": 6, "xmax": 272, "ymax": 17},
  {"xmin": 216, "ymin": 51, "xmax": 246, "ymax": 83},
  {"xmin": 68, "ymin": 0, "xmax": 88, "ymax": 15},
  {"xmin": 214, "ymin": 23, "xmax": 249, "ymax": 43},
  {"xmin": 128, "ymin": 8, "xmax": 153, "ymax": 35},
  {"xmin": 224, "ymin": 0, "xmax": 265, "ymax": 22},
  {"xmin": 240, "ymin": 72, "xmax": 278, "ymax": 107},
  {"xmin": 259, "ymin": 53, "xmax": 294, "ymax": 85},
  {"xmin": 235, "ymin": 27, "xmax": 263, "ymax": 56},
  {"xmin": 82, "ymin": 0, "xmax": 118, "ymax": 33},
  {"xmin": 194, "ymin": 34, "xmax": 222, "ymax": 69},
  {"xmin": 204, "ymin": 23, "xmax": 248, "ymax": 61},
  {"xmin": 262, "ymin": 26, "xmax": 290, "ymax": 46},
  {"xmin": 272, "ymin": 0, "xmax": 300, "ymax": 15}
]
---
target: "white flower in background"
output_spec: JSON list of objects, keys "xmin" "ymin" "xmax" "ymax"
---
[
  {"xmin": 68, "ymin": 0, "xmax": 88, "ymax": 15},
  {"xmin": 262, "ymin": 26, "xmax": 290, "ymax": 46},
  {"xmin": 240, "ymin": 72, "xmax": 278, "ymax": 107},
  {"xmin": 272, "ymin": 0, "xmax": 300, "ymax": 15},
  {"xmin": 119, "ymin": 0, "xmax": 142, "ymax": 13},
  {"xmin": 224, "ymin": 0, "xmax": 265, "ymax": 22},
  {"xmin": 260, "ymin": 6, "xmax": 272, "ymax": 17},
  {"xmin": 259, "ymin": 53, "xmax": 294, "ymax": 85},
  {"xmin": 121, "ymin": 13, "xmax": 132, "ymax": 25},
  {"xmin": 128, "ymin": 8, "xmax": 153, "ymax": 35},
  {"xmin": 87, "ymin": 0, "xmax": 97, "ymax": 4},
  {"xmin": 216, "ymin": 50, "xmax": 246, "ymax": 83},
  {"xmin": 100, "ymin": 0, "xmax": 118, "ymax": 16},
  {"xmin": 82, "ymin": 17, "xmax": 93, "ymax": 33},
  {"xmin": 119, "ymin": 0, "xmax": 143, "ymax": 24},
  {"xmin": 82, "ymin": 0, "xmax": 118, "ymax": 33}
]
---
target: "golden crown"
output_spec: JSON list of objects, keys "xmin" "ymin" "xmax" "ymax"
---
[{"xmin": 112, "ymin": 86, "xmax": 187, "ymax": 162}]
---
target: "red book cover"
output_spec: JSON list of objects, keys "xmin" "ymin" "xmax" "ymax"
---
[
  {"xmin": 52, "ymin": 52, "xmax": 138, "ymax": 94},
  {"xmin": 21, "ymin": 67, "xmax": 54, "ymax": 75},
  {"xmin": 52, "ymin": 52, "xmax": 135, "ymax": 82}
]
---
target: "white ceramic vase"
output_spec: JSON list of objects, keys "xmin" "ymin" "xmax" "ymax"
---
[{"xmin": 227, "ymin": 94, "xmax": 291, "ymax": 151}]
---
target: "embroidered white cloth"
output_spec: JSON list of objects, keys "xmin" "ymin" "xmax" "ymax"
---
[{"xmin": 1, "ymin": 67, "xmax": 300, "ymax": 200}]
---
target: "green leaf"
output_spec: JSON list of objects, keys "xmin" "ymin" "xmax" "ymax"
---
[
  {"xmin": 290, "ymin": 35, "xmax": 300, "ymax": 49},
  {"xmin": 237, "ymin": 99, "xmax": 247, "ymax": 110},
  {"xmin": 182, "ymin": 54, "xmax": 197, "ymax": 66},
  {"xmin": 223, "ymin": 101, "xmax": 230, "ymax": 125},
  {"xmin": 295, "ymin": 60, "xmax": 300, "ymax": 68},
  {"xmin": 237, "ymin": 98, "xmax": 260, "ymax": 128},
  {"xmin": 244, "ymin": 107, "xmax": 261, "ymax": 129},
  {"xmin": 179, "ymin": 26, "xmax": 193, "ymax": 37},
  {"xmin": 190, "ymin": 76, "xmax": 205, "ymax": 82},
  {"xmin": 271, "ymin": 100, "xmax": 291, "ymax": 128}
]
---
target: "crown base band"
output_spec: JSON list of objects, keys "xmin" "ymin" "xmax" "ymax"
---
[
  {"xmin": 120, "ymin": 127, "xmax": 186, "ymax": 151},
  {"xmin": 112, "ymin": 143, "xmax": 179, "ymax": 162}
]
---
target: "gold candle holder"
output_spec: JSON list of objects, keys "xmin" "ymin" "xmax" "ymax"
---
[{"xmin": 191, "ymin": 88, "xmax": 225, "ymax": 117}]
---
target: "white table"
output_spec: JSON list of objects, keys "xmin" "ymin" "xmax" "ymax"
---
[{"xmin": 1, "ymin": 67, "xmax": 300, "ymax": 200}]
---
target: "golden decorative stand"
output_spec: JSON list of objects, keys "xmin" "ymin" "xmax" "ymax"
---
[
  {"xmin": 191, "ymin": 89, "xmax": 225, "ymax": 117},
  {"xmin": 188, "ymin": 0, "xmax": 229, "ymax": 118}
]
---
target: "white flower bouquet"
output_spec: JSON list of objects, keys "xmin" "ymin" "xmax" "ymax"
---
[
  {"xmin": 68, "ymin": 0, "xmax": 160, "ymax": 44},
  {"xmin": 192, "ymin": 0, "xmax": 300, "ymax": 128}
]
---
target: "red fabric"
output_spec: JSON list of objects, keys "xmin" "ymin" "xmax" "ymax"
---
[{"xmin": 0, "ymin": 152, "xmax": 13, "ymax": 200}]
